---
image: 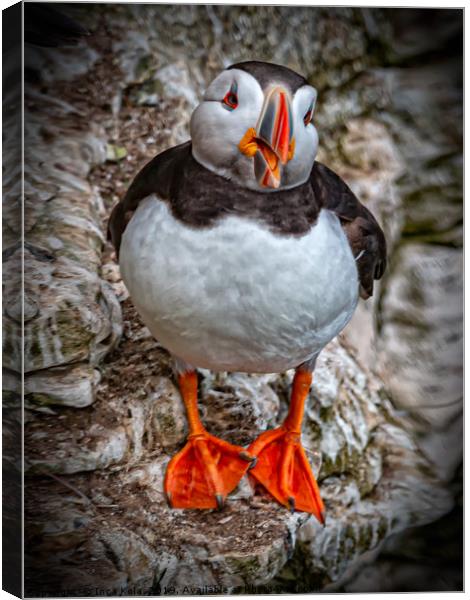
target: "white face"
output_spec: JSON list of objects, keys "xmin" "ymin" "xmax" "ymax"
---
[{"xmin": 190, "ymin": 68, "xmax": 318, "ymax": 192}]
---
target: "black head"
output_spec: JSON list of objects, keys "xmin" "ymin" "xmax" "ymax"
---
[{"xmin": 227, "ymin": 61, "xmax": 308, "ymax": 95}]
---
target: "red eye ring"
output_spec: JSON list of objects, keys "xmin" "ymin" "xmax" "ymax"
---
[
  {"xmin": 222, "ymin": 83, "xmax": 238, "ymax": 110},
  {"xmin": 223, "ymin": 92, "xmax": 238, "ymax": 109},
  {"xmin": 304, "ymin": 108, "xmax": 313, "ymax": 126}
]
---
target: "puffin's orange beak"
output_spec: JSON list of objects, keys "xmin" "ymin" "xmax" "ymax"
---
[{"xmin": 239, "ymin": 86, "xmax": 295, "ymax": 189}]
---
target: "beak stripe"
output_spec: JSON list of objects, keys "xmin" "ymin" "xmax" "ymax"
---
[
  {"xmin": 258, "ymin": 101, "xmax": 276, "ymax": 146},
  {"xmin": 273, "ymin": 92, "xmax": 290, "ymax": 164}
]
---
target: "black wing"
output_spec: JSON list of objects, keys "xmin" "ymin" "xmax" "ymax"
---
[
  {"xmin": 107, "ymin": 141, "xmax": 192, "ymax": 258},
  {"xmin": 310, "ymin": 162, "xmax": 387, "ymax": 299}
]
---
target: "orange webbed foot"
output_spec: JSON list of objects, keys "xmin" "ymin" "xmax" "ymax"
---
[
  {"xmin": 248, "ymin": 427, "xmax": 325, "ymax": 523},
  {"xmin": 164, "ymin": 432, "xmax": 255, "ymax": 510}
]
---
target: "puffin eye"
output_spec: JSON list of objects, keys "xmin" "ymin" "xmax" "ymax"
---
[
  {"xmin": 303, "ymin": 102, "xmax": 314, "ymax": 126},
  {"xmin": 222, "ymin": 82, "xmax": 238, "ymax": 111}
]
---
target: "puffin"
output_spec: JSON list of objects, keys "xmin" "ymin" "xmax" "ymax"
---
[{"xmin": 108, "ymin": 61, "xmax": 386, "ymax": 523}]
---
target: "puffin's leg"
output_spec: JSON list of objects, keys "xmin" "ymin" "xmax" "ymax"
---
[
  {"xmin": 164, "ymin": 369, "xmax": 255, "ymax": 510},
  {"xmin": 248, "ymin": 366, "xmax": 325, "ymax": 523}
]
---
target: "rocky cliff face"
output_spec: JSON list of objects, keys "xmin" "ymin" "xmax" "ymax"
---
[{"xmin": 9, "ymin": 5, "xmax": 461, "ymax": 595}]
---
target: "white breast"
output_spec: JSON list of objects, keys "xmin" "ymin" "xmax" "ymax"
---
[{"xmin": 120, "ymin": 195, "xmax": 359, "ymax": 373}]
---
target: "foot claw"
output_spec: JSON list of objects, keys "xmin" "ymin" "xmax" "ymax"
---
[
  {"xmin": 248, "ymin": 456, "xmax": 258, "ymax": 470},
  {"xmin": 239, "ymin": 451, "xmax": 255, "ymax": 463},
  {"xmin": 165, "ymin": 492, "xmax": 173, "ymax": 509},
  {"xmin": 215, "ymin": 494, "xmax": 225, "ymax": 510}
]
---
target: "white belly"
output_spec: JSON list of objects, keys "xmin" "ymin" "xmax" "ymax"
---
[{"xmin": 120, "ymin": 195, "xmax": 359, "ymax": 373}]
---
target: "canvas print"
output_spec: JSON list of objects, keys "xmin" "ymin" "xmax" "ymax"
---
[{"xmin": 2, "ymin": 2, "xmax": 463, "ymax": 596}]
